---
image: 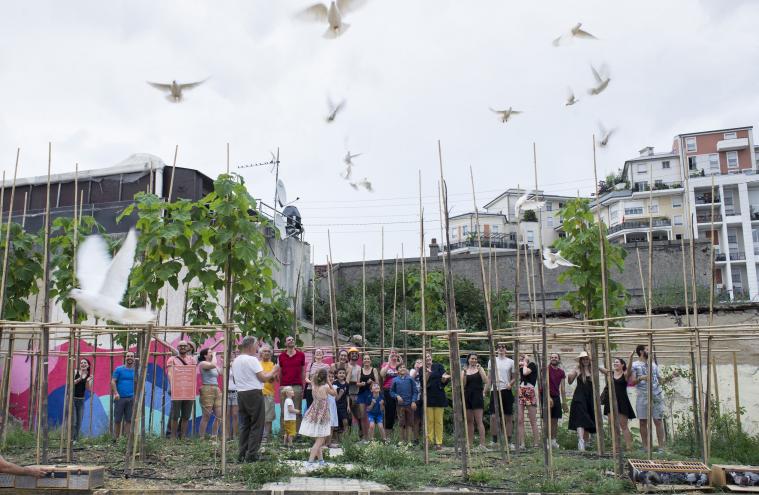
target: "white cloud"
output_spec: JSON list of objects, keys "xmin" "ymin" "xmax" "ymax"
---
[{"xmin": 0, "ymin": 0, "xmax": 757, "ymax": 262}]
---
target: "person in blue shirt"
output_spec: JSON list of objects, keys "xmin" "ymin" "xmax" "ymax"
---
[
  {"xmin": 110, "ymin": 351, "xmax": 136, "ymax": 439},
  {"xmin": 365, "ymin": 383, "xmax": 385, "ymax": 442},
  {"xmin": 390, "ymin": 364, "xmax": 419, "ymax": 443}
]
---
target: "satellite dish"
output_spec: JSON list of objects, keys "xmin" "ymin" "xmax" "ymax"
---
[
  {"xmin": 273, "ymin": 213, "xmax": 287, "ymax": 240},
  {"xmin": 276, "ymin": 179, "xmax": 287, "ymax": 207}
]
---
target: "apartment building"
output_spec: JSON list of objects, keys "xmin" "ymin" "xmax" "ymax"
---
[
  {"xmin": 594, "ymin": 125, "xmax": 759, "ymax": 301},
  {"xmin": 446, "ymin": 188, "xmax": 578, "ymax": 255}
]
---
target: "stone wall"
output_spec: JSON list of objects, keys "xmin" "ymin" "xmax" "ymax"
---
[{"xmin": 321, "ymin": 240, "xmax": 712, "ymax": 314}]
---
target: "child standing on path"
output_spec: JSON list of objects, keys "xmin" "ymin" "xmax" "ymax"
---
[
  {"xmin": 365, "ymin": 383, "xmax": 386, "ymax": 442},
  {"xmin": 390, "ymin": 364, "xmax": 418, "ymax": 444},
  {"xmin": 299, "ymin": 368, "xmax": 336, "ymax": 465},
  {"xmin": 334, "ymin": 368, "xmax": 350, "ymax": 439},
  {"xmin": 282, "ymin": 386, "xmax": 300, "ymax": 448}
]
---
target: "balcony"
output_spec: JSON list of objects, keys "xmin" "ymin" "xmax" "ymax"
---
[
  {"xmin": 695, "ymin": 193, "xmax": 720, "ymax": 205},
  {"xmin": 729, "ymin": 250, "xmax": 746, "ymax": 261},
  {"xmin": 607, "ymin": 218, "xmax": 671, "ymax": 235},
  {"xmin": 716, "ymin": 137, "xmax": 749, "ymax": 152},
  {"xmin": 631, "ymin": 181, "xmax": 683, "ymax": 193},
  {"xmin": 750, "ymin": 207, "xmax": 759, "ymax": 221},
  {"xmin": 446, "ymin": 233, "xmax": 517, "ymax": 251},
  {"xmin": 716, "ymin": 252, "xmax": 727, "ymax": 262},
  {"xmin": 697, "ymin": 213, "xmax": 722, "ymax": 223}
]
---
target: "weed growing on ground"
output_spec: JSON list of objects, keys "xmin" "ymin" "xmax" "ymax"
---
[{"xmin": 238, "ymin": 455, "xmax": 293, "ymax": 489}]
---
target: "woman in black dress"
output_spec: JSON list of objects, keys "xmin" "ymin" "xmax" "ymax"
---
[
  {"xmin": 72, "ymin": 358, "xmax": 93, "ymax": 441},
  {"xmin": 567, "ymin": 351, "xmax": 596, "ymax": 451},
  {"xmin": 600, "ymin": 357, "xmax": 635, "ymax": 451},
  {"xmin": 462, "ymin": 353, "xmax": 488, "ymax": 449}
]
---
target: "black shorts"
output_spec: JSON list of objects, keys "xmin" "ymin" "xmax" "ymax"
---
[
  {"xmin": 170, "ymin": 400, "xmax": 194, "ymax": 421},
  {"xmin": 337, "ymin": 407, "xmax": 350, "ymax": 427},
  {"xmin": 113, "ymin": 397, "xmax": 133, "ymax": 423},
  {"xmin": 550, "ymin": 395, "xmax": 562, "ymax": 419},
  {"xmin": 489, "ymin": 389, "xmax": 514, "ymax": 416}
]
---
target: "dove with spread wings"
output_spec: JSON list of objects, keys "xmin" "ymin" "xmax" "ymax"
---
[
  {"xmin": 296, "ymin": 0, "xmax": 367, "ymax": 39},
  {"xmin": 542, "ymin": 248, "xmax": 578, "ymax": 269},
  {"xmin": 147, "ymin": 79, "xmax": 208, "ymax": 103},
  {"xmin": 69, "ymin": 229, "xmax": 155, "ymax": 324}
]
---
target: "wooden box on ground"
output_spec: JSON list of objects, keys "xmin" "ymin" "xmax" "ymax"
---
[
  {"xmin": 711, "ymin": 464, "xmax": 759, "ymax": 492},
  {"xmin": 628, "ymin": 459, "xmax": 711, "ymax": 493},
  {"xmin": 13, "ymin": 465, "xmax": 104, "ymax": 490}
]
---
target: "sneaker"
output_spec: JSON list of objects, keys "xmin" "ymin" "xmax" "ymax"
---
[
  {"xmin": 551, "ymin": 439, "xmax": 559, "ymax": 449},
  {"xmin": 509, "ymin": 443, "xmax": 515, "ymax": 451},
  {"xmin": 578, "ymin": 438, "xmax": 585, "ymax": 451}
]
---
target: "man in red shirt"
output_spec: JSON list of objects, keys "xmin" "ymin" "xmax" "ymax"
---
[
  {"xmin": 547, "ymin": 352, "xmax": 567, "ymax": 449},
  {"xmin": 277, "ymin": 336, "xmax": 305, "ymax": 431}
]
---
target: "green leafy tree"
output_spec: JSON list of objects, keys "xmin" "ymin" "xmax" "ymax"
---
[
  {"xmin": 49, "ymin": 215, "xmax": 106, "ymax": 322},
  {"xmin": 0, "ymin": 224, "xmax": 43, "ymax": 321},
  {"xmin": 553, "ymin": 198, "xmax": 628, "ymax": 319},
  {"xmin": 523, "ymin": 210, "xmax": 538, "ymax": 222}
]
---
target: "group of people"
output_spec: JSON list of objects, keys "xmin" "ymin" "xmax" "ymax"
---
[{"xmin": 101, "ymin": 335, "xmax": 667, "ymax": 465}]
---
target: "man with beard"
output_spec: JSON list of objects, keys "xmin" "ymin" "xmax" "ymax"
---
[
  {"xmin": 547, "ymin": 353, "xmax": 567, "ymax": 449},
  {"xmin": 278, "ymin": 335, "xmax": 305, "ymax": 431},
  {"xmin": 167, "ymin": 340, "xmax": 198, "ymax": 439},
  {"xmin": 111, "ymin": 351, "xmax": 136, "ymax": 439},
  {"xmin": 346, "ymin": 347, "xmax": 362, "ymax": 435}
]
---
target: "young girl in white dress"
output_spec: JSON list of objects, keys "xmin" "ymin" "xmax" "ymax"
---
[{"xmin": 298, "ymin": 368, "xmax": 337, "ymax": 464}]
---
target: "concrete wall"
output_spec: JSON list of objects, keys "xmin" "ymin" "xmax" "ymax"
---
[{"xmin": 322, "ymin": 239, "xmax": 712, "ymax": 313}]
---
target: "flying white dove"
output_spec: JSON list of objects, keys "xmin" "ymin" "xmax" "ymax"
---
[
  {"xmin": 514, "ymin": 192, "xmax": 545, "ymax": 217},
  {"xmin": 565, "ymin": 87, "xmax": 579, "ymax": 106},
  {"xmin": 296, "ymin": 0, "xmax": 367, "ymax": 39},
  {"xmin": 344, "ymin": 151, "xmax": 361, "ymax": 165},
  {"xmin": 587, "ymin": 64, "xmax": 611, "ymax": 96},
  {"xmin": 70, "ymin": 229, "xmax": 156, "ymax": 324},
  {"xmin": 490, "ymin": 107, "xmax": 522, "ymax": 123},
  {"xmin": 326, "ymin": 96, "xmax": 346, "ymax": 122},
  {"xmin": 553, "ymin": 22, "xmax": 598, "ymax": 46},
  {"xmin": 147, "ymin": 79, "xmax": 208, "ymax": 102},
  {"xmin": 543, "ymin": 248, "xmax": 578, "ymax": 269},
  {"xmin": 350, "ymin": 178, "xmax": 373, "ymax": 192},
  {"xmin": 598, "ymin": 122, "xmax": 617, "ymax": 147}
]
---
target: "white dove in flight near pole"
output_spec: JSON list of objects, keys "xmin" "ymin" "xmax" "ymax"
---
[
  {"xmin": 587, "ymin": 64, "xmax": 611, "ymax": 96},
  {"xmin": 552, "ymin": 22, "xmax": 598, "ymax": 46},
  {"xmin": 70, "ymin": 229, "xmax": 156, "ymax": 324},
  {"xmin": 296, "ymin": 0, "xmax": 367, "ymax": 39},
  {"xmin": 147, "ymin": 79, "xmax": 208, "ymax": 102},
  {"xmin": 326, "ymin": 96, "xmax": 346, "ymax": 122},
  {"xmin": 565, "ymin": 87, "xmax": 579, "ymax": 106},
  {"xmin": 490, "ymin": 107, "xmax": 522, "ymax": 123},
  {"xmin": 542, "ymin": 248, "xmax": 578, "ymax": 269},
  {"xmin": 514, "ymin": 192, "xmax": 545, "ymax": 218}
]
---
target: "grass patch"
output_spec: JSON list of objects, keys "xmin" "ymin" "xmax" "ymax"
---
[{"xmin": 238, "ymin": 456, "xmax": 293, "ymax": 489}]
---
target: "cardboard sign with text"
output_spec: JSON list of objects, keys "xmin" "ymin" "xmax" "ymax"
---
[{"xmin": 171, "ymin": 366, "xmax": 197, "ymax": 400}]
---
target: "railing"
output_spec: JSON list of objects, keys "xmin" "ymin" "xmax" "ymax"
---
[
  {"xmin": 729, "ymin": 250, "xmax": 746, "ymax": 261},
  {"xmin": 716, "ymin": 253, "xmax": 727, "ymax": 262},
  {"xmin": 631, "ymin": 181, "xmax": 683, "ymax": 193},
  {"xmin": 446, "ymin": 234, "xmax": 517, "ymax": 251},
  {"xmin": 695, "ymin": 194, "xmax": 720, "ymax": 205},
  {"xmin": 750, "ymin": 208, "xmax": 759, "ymax": 220},
  {"xmin": 607, "ymin": 218, "xmax": 672, "ymax": 235},
  {"xmin": 696, "ymin": 213, "xmax": 722, "ymax": 223},
  {"xmin": 754, "ymin": 246, "xmax": 759, "ymax": 256},
  {"xmin": 724, "ymin": 207, "xmax": 741, "ymax": 216}
]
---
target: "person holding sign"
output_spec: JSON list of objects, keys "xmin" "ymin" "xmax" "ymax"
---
[{"xmin": 167, "ymin": 340, "xmax": 198, "ymax": 439}]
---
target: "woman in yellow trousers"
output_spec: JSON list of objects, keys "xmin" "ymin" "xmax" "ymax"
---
[{"xmin": 423, "ymin": 353, "xmax": 450, "ymax": 450}]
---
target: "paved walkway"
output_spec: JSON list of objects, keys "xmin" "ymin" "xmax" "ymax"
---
[{"xmin": 262, "ymin": 476, "xmax": 389, "ymax": 492}]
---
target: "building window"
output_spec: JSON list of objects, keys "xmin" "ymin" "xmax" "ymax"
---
[
  {"xmin": 545, "ymin": 202, "xmax": 553, "ymax": 211},
  {"xmin": 728, "ymin": 232, "xmax": 738, "ymax": 245},
  {"xmin": 675, "ymin": 233, "xmax": 682, "ymax": 240},
  {"xmin": 492, "ymin": 225, "xmax": 499, "ymax": 234},
  {"xmin": 634, "ymin": 181, "xmax": 648, "ymax": 191},
  {"xmin": 662, "ymin": 160, "xmax": 670, "ymax": 169},
  {"xmin": 558, "ymin": 202, "xmax": 565, "ymax": 209},
  {"xmin": 672, "ymin": 196, "xmax": 682, "ymax": 208},
  {"xmin": 527, "ymin": 230, "xmax": 534, "ymax": 245},
  {"xmin": 724, "ymin": 132, "xmax": 737, "ymax": 139},
  {"xmin": 732, "ymin": 271, "xmax": 742, "ymax": 286},
  {"xmin": 655, "ymin": 179, "xmax": 664, "ymax": 187},
  {"xmin": 688, "ymin": 156, "xmax": 698, "ymax": 170},
  {"xmin": 727, "ymin": 151, "xmax": 739, "ymax": 169},
  {"xmin": 625, "ymin": 207, "xmax": 644, "ymax": 215},
  {"xmin": 451, "ymin": 227, "xmax": 457, "ymax": 240},
  {"xmin": 463, "ymin": 225, "xmax": 469, "ymax": 236},
  {"xmin": 674, "ymin": 215, "xmax": 683, "ymax": 226},
  {"xmin": 637, "ymin": 164, "xmax": 647, "ymax": 173},
  {"xmin": 752, "ymin": 228, "xmax": 759, "ymax": 244},
  {"xmin": 610, "ymin": 209, "xmax": 619, "ymax": 222},
  {"xmin": 709, "ymin": 154, "xmax": 719, "ymax": 171},
  {"xmin": 685, "ymin": 137, "xmax": 697, "ymax": 152},
  {"xmin": 547, "ymin": 216, "xmax": 554, "ymax": 227},
  {"xmin": 649, "ymin": 203, "xmax": 659, "ymax": 213}
]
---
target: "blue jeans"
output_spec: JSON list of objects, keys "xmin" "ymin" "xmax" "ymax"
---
[{"xmin": 73, "ymin": 398, "xmax": 85, "ymax": 440}]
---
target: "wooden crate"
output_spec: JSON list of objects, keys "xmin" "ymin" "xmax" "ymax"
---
[
  {"xmin": 628, "ymin": 459, "xmax": 711, "ymax": 493},
  {"xmin": 13, "ymin": 465, "xmax": 104, "ymax": 490},
  {"xmin": 711, "ymin": 464, "xmax": 759, "ymax": 492}
]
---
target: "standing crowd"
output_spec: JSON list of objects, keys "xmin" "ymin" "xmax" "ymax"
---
[{"xmin": 92, "ymin": 335, "xmax": 669, "ymax": 465}]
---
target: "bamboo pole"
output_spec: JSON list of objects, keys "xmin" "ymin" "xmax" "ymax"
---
[
  {"xmin": 39, "ymin": 143, "xmax": 53, "ymax": 463},
  {"xmin": 436, "ymin": 143, "xmax": 467, "ymax": 476},
  {"xmin": 646, "ymin": 165, "xmax": 655, "ymax": 460},
  {"xmin": 418, "ymin": 171, "xmax": 429, "ymax": 465},
  {"xmin": 311, "ymin": 245, "xmax": 316, "ymax": 349},
  {"xmin": 704, "ymin": 336, "xmax": 712, "ymax": 458},
  {"xmin": 636, "ymin": 248, "xmax": 647, "ymax": 313},
  {"xmin": 391, "ymin": 256, "xmax": 398, "ymax": 349},
  {"xmin": 732, "ymin": 351, "xmax": 741, "ymax": 433},
  {"xmin": 0, "ymin": 154, "xmax": 19, "ymax": 442},
  {"xmin": 362, "ymin": 245, "xmax": 366, "ymax": 352},
  {"xmin": 591, "ymin": 136, "xmax": 621, "ymax": 473},
  {"xmin": 326, "ymin": 231, "xmax": 338, "ymax": 358},
  {"xmin": 379, "ymin": 227, "xmax": 385, "ymax": 363},
  {"xmin": 646, "ymin": 332, "xmax": 653, "ymax": 459},
  {"xmin": 512, "ymin": 189, "xmax": 522, "ymax": 455},
  {"xmin": 401, "ymin": 244, "xmax": 407, "ymax": 359},
  {"xmin": 63, "ymin": 164, "xmax": 80, "ymax": 460},
  {"xmin": 711, "ymin": 356, "xmax": 719, "ymax": 416},
  {"xmin": 469, "ymin": 167, "xmax": 508, "ymax": 463}
]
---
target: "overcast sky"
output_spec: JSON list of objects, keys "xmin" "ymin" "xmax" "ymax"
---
[{"xmin": 1, "ymin": 0, "xmax": 758, "ymax": 263}]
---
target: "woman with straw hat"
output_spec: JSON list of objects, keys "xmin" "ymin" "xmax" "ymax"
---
[{"xmin": 567, "ymin": 350, "xmax": 597, "ymax": 451}]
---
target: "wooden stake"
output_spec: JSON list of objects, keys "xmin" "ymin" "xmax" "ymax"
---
[
  {"xmin": 732, "ymin": 351, "xmax": 741, "ymax": 433},
  {"xmin": 391, "ymin": 256, "xmax": 398, "ymax": 349},
  {"xmin": 380, "ymin": 227, "xmax": 385, "ymax": 363},
  {"xmin": 39, "ymin": 143, "xmax": 53, "ymax": 464},
  {"xmin": 436, "ymin": 142, "xmax": 467, "ymax": 477},
  {"xmin": 711, "ymin": 356, "xmax": 719, "ymax": 416},
  {"xmin": 401, "ymin": 244, "xmax": 407, "ymax": 359},
  {"xmin": 362, "ymin": 245, "xmax": 366, "ymax": 352},
  {"xmin": 591, "ymin": 136, "xmax": 621, "ymax": 473},
  {"xmin": 469, "ymin": 167, "xmax": 509, "ymax": 463},
  {"xmin": 418, "ymin": 171, "xmax": 429, "ymax": 465},
  {"xmin": 327, "ymin": 230, "xmax": 339, "ymax": 358},
  {"xmin": 636, "ymin": 248, "xmax": 647, "ymax": 313}
]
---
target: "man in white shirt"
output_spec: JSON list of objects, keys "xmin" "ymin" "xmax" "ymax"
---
[
  {"xmin": 488, "ymin": 343, "xmax": 516, "ymax": 448},
  {"xmin": 231, "ymin": 336, "xmax": 279, "ymax": 462}
]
